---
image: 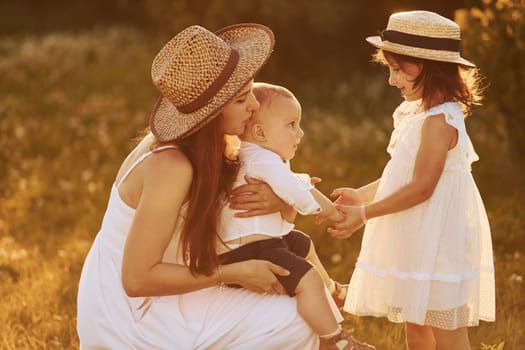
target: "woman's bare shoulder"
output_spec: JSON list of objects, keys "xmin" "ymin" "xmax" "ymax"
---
[{"xmin": 144, "ymin": 147, "xmax": 193, "ymax": 180}]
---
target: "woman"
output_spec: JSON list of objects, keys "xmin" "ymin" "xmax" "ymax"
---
[{"xmin": 77, "ymin": 24, "xmax": 318, "ymax": 349}]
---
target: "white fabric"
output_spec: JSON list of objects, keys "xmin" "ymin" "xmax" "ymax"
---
[
  {"xmin": 219, "ymin": 142, "xmax": 321, "ymax": 242},
  {"xmin": 77, "ymin": 146, "xmax": 318, "ymax": 349},
  {"xmin": 344, "ymin": 100, "xmax": 495, "ymax": 330}
]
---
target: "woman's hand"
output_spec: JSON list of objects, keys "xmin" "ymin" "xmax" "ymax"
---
[
  {"xmin": 225, "ymin": 260, "xmax": 289, "ymax": 295},
  {"xmin": 229, "ymin": 176, "xmax": 289, "ymax": 217},
  {"xmin": 327, "ymin": 205, "xmax": 363, "ymax": 239},
  {"xmin": 331, "ymin": 187, "xmax": 364, "ymax": 206}
]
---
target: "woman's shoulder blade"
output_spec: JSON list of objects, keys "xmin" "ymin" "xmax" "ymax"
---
[{"xmin": 144, "ymin": 148, "xmax": 193, "ymax": 181}]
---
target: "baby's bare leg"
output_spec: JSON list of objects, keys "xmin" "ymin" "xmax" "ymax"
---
[
  {"xmin": 295, "ymin": 268, "xmax": 339, "ymax": 336},
  {"xmin": 305, "ymin": 241, "xmax": 332, "ymax": 288}
]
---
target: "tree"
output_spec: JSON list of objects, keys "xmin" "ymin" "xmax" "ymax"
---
[{"xmin": 456, "ymin": 0, "xmax": 525, "ymax": 160}]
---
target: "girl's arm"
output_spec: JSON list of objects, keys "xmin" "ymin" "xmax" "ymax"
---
[
  {"xmin": 121, "ymin": 150, "xmax": 288, "ymax": 297},
  {"xmin": 331, "ymin": 179, "xmax": 381, "ymax": 206},
  {"xmin": 329, "ymin": 114, "xmax": 456, "ymax": 239}
]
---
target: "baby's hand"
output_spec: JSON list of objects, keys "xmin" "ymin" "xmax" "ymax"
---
[
  {"xmin": 331, "ymin": 187, "xmax": 364, "ymax": 206},
  {"xmin": 315, "ymin": 206, "xmax": 345, "ymax": 225},
  {"xmin": 310, "ymin": 177, "xmax": 322, "ymax": 186}
]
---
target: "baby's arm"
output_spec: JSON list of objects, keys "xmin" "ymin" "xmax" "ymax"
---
[
  {"xmin": 244, "ymin": 161, "xmax": 324, "ymax": 219},
  {"xmin": 310, "ymin": 188, "xmax": 344, "ymax": 222}
]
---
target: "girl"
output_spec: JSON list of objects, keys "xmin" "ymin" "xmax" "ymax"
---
[{"xmin": 328, "ymin": 11, "xmax": 495, "ymax": 350}]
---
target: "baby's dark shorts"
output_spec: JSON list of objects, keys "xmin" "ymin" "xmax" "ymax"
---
[{"xmin": 218, "ymin": 230, "xmax": 313, "ymax": 296}]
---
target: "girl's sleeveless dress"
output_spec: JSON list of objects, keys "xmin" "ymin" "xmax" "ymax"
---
[
  {"xmin": 77, "ymin": 146, "xmax": 318, "ymax": 349},
  {"xmin": 344, "ymin": 100, "xmax": 495, "ymax": 330}
]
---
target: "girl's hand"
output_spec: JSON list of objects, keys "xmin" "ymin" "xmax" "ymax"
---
[
  {"xmin": 327, "ymin": 205, "xmax": 363, "ymax": 239},
  {"xmin": 229, "ymin": 176, "xmax": 288, "ymax": 217},
  {"xmin": 227, "ymin": 260, "xmax": 289, "ymax": 295},
  {"xmin": 331, "ymin": 187, "xmax": 364, "ymax": 206}
]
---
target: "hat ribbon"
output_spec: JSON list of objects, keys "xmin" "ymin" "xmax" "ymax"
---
[
  {"xmin": 381, "ymin": 30, "xmax": 460, "ymax": 52},
  {"xmin": 177, "ymin": 48, "xmax": 240, "ymax": 114}
]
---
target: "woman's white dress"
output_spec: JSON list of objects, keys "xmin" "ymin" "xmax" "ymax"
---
[
  {"xmin": 77, "ymin": 146, "xmax": 318, "ymax": 349},
  {"xmin": 344, "ymin": 100, "xmax": 495, "ymax": 330}
]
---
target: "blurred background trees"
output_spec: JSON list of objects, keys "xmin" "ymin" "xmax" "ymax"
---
[
  {"xmin": 2, "ymin": 0, "xmax": 522, "ymax": 162},
  {"xmin": 457, "ymin": 0, "xmax": 525, "ymax": 161}
]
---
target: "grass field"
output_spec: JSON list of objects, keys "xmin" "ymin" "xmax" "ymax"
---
[{"xmin": 1, "ymin": 28, "xmax": 523, "ymax": 349}]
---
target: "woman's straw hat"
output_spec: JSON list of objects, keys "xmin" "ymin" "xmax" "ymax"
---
[
  {"xmin": 366, "ymin": 10, "xmax": 475, "ymax": 68},
  {"xmin": 150, "ymin": 23, "xmax": 274, "ymax": 142}
]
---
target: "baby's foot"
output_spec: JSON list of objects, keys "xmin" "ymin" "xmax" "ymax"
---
[{"xmin": 329, "ymin": 279, "xmax": 348, "ymax": 308}]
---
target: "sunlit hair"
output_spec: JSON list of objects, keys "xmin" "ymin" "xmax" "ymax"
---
[
  {"xmin": 373, "ymin": 49, "xmax": 483, "ymax": 116},
  {"xmin": 252, "ymin": 82, "xmax": 297, "ymax": 117},
  {"xmin": 153, "ymin": 116, "xmax": 239, "ymax": 275}
]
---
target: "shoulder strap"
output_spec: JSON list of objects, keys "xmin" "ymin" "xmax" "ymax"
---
[{"xmin": 115, "ymin": 145, "xmax": 179, "ymax": 188}]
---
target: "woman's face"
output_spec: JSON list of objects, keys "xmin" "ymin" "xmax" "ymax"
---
[
  {"xmin": 221, "ymin": 80, "xmax": 260, "ymax": 136},
  {"xmin": 386, "ymin": 56, "xmax": 423, "ymax": 101}
]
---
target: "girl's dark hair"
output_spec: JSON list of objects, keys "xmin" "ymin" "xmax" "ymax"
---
[
  {"xmin": 374, "ymin": 49, "xmax": 483, "ymax": 116},
  {"xmin": 154, "ymin": 116, "xmax": 239, "ymax": 275}
]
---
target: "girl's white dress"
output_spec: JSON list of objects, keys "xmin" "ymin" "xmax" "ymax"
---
[
  {"xmin": 344, "ymin": 100, "xmax": 495, "ymax": 330},
  {"xmin": 77, "ymin": 146, "xmax": 318, "ymax": 350}
]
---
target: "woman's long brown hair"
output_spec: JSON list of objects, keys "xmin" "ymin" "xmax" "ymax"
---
[
  {"xmin": 374, "ymin": 50, "xmax": 483, "ymax": 116},
  {"xmin": 175, "ymin": 116, "xmax": 239, "ymax": 275}
]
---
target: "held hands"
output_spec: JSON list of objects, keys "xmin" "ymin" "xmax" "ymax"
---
[
  {"xmin": 331, "ymin": 187, "xmax": 364, "ymax": 206},
  {"xmin": 327, "ymin": 205, "xmax": 364, "ymax": 239},
  {"xmin": 324, "ymin": 187, "xmax": 366, "ymax": 239},
  {"xmin": 315, "ymin": 186, "xmax": 362, "ymax": 225}
]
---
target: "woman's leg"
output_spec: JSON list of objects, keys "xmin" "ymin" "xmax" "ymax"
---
[
  {"xmin": 405, "ymin": 322, "xmax": 436, "ymax": 350},
  {"xmin": 432, "ymin": 326, "xmax": 470, "ymax": 350}
]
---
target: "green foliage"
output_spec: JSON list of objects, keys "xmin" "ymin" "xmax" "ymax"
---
[{"xmin": 456, "ymin": 0, "xmax": 525, "ymax": 160}]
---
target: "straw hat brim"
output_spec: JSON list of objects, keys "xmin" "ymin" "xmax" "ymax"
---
[
  {"xmin": 366, "ymin": 35, "xmax": 475, "ymax": 68},
  {"xmin": 150, "ymin": 24, "xmax": 275, "ymax": 142}
]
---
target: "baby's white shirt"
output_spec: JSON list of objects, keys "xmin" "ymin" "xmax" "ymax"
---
[{"xmin": 219, "ymin": 142, "xmax": 321, "ymax": 242}]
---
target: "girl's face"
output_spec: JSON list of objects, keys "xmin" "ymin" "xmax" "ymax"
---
[
  {"xmin": 386, "ymin": 56, "xmax": 423, "ymax": 101},
  {"xmin": 221, "ymin": 80, "xmax": 260, "ymax": 135},
  {"xmin": 259, "ymin": 96, "xmax": 304, "ymax": 161}
]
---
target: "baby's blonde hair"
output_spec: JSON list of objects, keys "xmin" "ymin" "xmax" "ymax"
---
[{"xmin": 252, "ymin": 82, "xmax": 297, "ymax": 116}]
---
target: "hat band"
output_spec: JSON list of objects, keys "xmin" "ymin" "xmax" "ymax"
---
[
  {"xmin": 177, "ymin": 48, "xmax": 240, "ymax": 114},
  {"xmin": 382, "ymin": 30, "xmax": 460, "ymax": 52}
]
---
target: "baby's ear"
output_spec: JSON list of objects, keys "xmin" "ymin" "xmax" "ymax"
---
[{"xmin": 252, "ymin": 123, "xmax": 266, "ymax": 142}]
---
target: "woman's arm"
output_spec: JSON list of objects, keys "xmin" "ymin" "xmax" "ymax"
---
[
  {"xmin": 121, "ymin": 150, "xmax": 288, "ymax": 297},
  {"xmin": 229, "ymin": 176, "xmax": 292, "ymax": 218},
  {"xmin": 329, "ymin": 114, "xmax": 456, "ymax": 239}
]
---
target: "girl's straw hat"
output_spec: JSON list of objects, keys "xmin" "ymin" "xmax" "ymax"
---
[
  {"xmin": 366, "ymin": 10, "xmax": 475, "ymax": 68},
  {"xmin": 150, "ymin": 23, "xmax": 274, "ymax": 142}
]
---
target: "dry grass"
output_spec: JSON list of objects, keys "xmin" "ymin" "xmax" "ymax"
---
[{"xmin": 0, "ymin": 28, "xmax": 523, "ymax": 349}]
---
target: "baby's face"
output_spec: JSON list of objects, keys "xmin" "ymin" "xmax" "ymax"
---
[{"xmin": 260, "ymin": 96, "xmax": 304, "ymax": 161}]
